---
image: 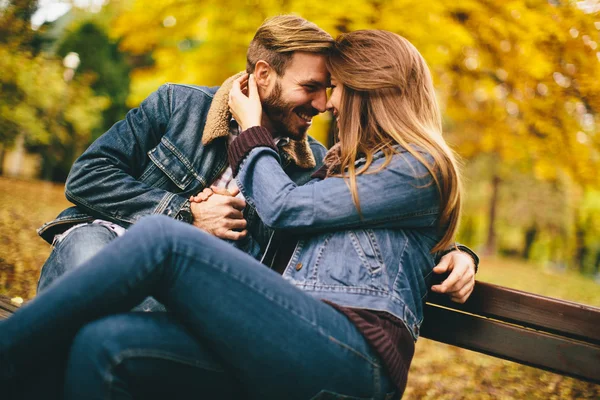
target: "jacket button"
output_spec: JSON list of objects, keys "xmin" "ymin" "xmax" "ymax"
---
[{"xmin": 295, "ymin": 263, "xmax": 303, "ymax": 271}]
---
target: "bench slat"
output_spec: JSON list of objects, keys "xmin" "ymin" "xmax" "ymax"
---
[
  {"xmin": 421, "ymin": 303, "xmax": 600, "ymax": 384},
  {"xmin": 427, "ymin": 281, "xmax": 600, "ymax": 344},
  {"xmin": 0, "ymin": 295, "xmax": 19, "ymax": 320}
]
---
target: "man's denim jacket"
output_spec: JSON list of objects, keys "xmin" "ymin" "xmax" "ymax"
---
[
  {"xmin": 38, "ymin": 75, "xmax": 326, "ymax": 258},
  {"xmin": 237, "ymin": 144, "xmax": 443, "ymax": 340}
]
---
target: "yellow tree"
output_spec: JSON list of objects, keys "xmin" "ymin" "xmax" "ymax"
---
[{"xmin": 108, "ymin": 0, "xmax": 600, "ymax": 260}]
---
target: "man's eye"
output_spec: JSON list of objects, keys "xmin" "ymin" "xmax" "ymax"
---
[{"xmin": 303, "ymin": 85, "xmax": 318, "ymax": 92}]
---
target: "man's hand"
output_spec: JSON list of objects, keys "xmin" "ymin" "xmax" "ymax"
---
[
  {"xmin": 189, "ymin": 187, "xmax": 248, "ymax": 240},
  {"xmin": 430, "ymin": 250, "xmax": 476, "ymax": 303}
]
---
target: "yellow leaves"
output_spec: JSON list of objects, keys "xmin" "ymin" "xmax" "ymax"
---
[
  {"xmin": 105, "ymin": 0, "xmax": 600, "ymax": 190},
  {"xmin": 533, "ymin": 159, "xmax": 559, "ymax": 181},
  {"xmin": 0, "ymin": 41, "xmax": 109, "ymax": 151}
]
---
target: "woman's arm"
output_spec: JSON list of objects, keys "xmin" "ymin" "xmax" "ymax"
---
[{"xmin": 230, "ymin": 127, "xmax": 440, "ymax": 234}]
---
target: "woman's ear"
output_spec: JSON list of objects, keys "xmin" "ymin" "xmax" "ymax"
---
[{"xmin": 253, "ymin": 60, "xmax": 273, "ymax": 90}]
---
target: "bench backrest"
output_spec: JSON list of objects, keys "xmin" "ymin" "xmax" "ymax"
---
[{"xmin": 422, "ymin": 281, "xmax": 600, "ymax": 384}]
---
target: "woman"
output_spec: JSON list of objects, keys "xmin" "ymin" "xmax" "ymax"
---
[{"xmin": 1, "ymin": 30, "xmax": 461, "ymax": 399}]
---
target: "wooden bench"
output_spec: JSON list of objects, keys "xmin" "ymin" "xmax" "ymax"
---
[
  {"xmin": 421, "ymin": 281, "xmax": 600, "ymax": 384},
  {"xmin": 1, "ymin": 282, "xmax": 599, "ymax": 384}
]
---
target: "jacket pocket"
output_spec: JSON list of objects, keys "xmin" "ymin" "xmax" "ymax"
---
[
  {"xmin": 314, "ymin": 230, "xmax": 388, "ymax": 292},
  {"xmin": 144, "ymin": 140, "xmax": 196, "ymax": 191},
  {"xmin": 349, "ymin": 229, "xmax": 385, "ymax": 275}
]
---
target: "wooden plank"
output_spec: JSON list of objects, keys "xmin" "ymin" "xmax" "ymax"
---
[
  {"xmin": 421, "ymin": 303, "xmax": 600, "ymax": 384},
  {"xmin": 0, "ymin": 294, "xmax": 19, "ymax": 320},
  {"xmin": 427, "ymin": 281, "xmax": 600, "ymax": 344}
]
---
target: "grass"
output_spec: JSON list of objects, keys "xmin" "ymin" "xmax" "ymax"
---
[
  {"xmin": 0, "ymin": 176, "xmax": 71, "ymax": 299},
  {"xmin": 0, "ymin": 176, "xmax": 599, "ymax": 398}
]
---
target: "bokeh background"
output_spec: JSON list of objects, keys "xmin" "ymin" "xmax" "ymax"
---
[{"xmin": 1, "ymin": 0, "xmax": 600, "ymax": 398}]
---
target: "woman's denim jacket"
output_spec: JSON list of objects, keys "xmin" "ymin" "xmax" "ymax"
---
[
  {"xmin": 236, "ymin": 145, "xmax": 443, "ymax": 340},
  {"xmin": 37, "ymin": 80, "xmax": 326, "ymax": 256}
]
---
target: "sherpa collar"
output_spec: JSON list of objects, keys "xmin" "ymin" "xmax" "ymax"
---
[{"xmin": 202, "ymin": 72, "xmax": 316, "ymax": 170}]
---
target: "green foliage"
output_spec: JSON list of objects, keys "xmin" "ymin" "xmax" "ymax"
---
[
  {"xmin": 57, "ymin": 21, "xmax": 131, "ymax": 140},
  {"xmin": 0, "ymin": 0, "xmax": 39, "ymax": 50},
  {"xmin": 0, "ymin": 45, "xmax": 109, "ymax": 180},
  {"xmin": 0, "ymin": 1, "xmax": 109, "ymax": 181}
]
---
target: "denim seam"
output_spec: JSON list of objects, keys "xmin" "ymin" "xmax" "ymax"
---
[
  {"xmin": 421, "ymin": 269, "xmax": 435, "ymax": 301},
  {"xmin": 138, "ymin": 161, "xmax": 158, "ymax": 182},
  {"xmin": 65, "ymin": 189, "xmax": 136, "ymax": 225},
  {"xmin": 285, "ymin": 239, "xmax": 304, "ymax": 277},
  {"xmin": 103, "ymin": 348, "xmax": 226, "ymax": 399},
  {"xmin": 349, "ymin": 231, "xmax": 374, "ymax": 272},
  {"xmin": 373, "ymin": 361, "xmax": 381, "ymax": 398},
  {"xmin": 148, "ymin": 144, "xmax": 195, "ymax": 190},
  {"xmin": 169, "ymin": 83, "xmax": 216, "ymax": 99},
  {"xmin": 311, "ymin": 233, "xmax": 333, "ymax": 279},
  {"xmin": 38, "ymin": 214, "xmax": 93, "ymax": 232},
  {"xmin": 111, "ymin": 349, "xmax": 226, "ymax": 372},
  {"xmin": 161, "ymin": 138, "xmax": 200, "ymax": 178},
  {"xmin": 391, "ymin": 236, "xmax": 409, "ymax": 301},
  {"xmin": 326, "ymin": 335, "xmax": 381, "ymax": 368},
  {"xmin": 365, "ymin": 229, "xmax": 385, "ymax": 267},
  {"xmin": 167, "ymin": 83, "xmax": 173, "ymax": 117},
  {"xmin": 295, "ymin": 283, "xmax": 389, "ymax": 295},
  {"xmin": 153, "ymin": 192, "xmax": 176, "ymax": 216},
  {"xmin": 171, "ymin": 247, "xmax": 379, "ymax": 367}
]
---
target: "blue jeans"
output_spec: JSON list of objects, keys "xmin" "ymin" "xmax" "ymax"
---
[
  {"xmin": 65, "ymin": 313, "xmax": 243, "ymax": 399},
  {"xmin": 38, "ymin": 223, "xmax": 166, "ymax": 312},
  {"xmin": 3, "ymin": 216, "xmax": 396, "ymax": 399}
]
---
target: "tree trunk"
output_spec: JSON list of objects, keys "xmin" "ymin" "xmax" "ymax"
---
[
  {"xmin": 522, "ymin": 224, "xmax": 538, "ymax": 259},
  {"xmin": 7, "ymin": 133, "xmax": 25, "ymax": 177},
  {"xmin": 574, "ymin": 214, "xmax": 588, "ymax": 273},
  {"xmin": 484, "ymin": 174, "xmax": 501, "ymax": 256},
  {"xmin": 0, "ymin": 143, "xmax": 4, "ymax": 175}
]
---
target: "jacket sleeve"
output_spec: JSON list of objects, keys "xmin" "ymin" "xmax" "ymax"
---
[
  {"xmin": 234, "ymin": 141, "xmax": 441, "ymax": 235},
  {"xmin": 65, "ymin": 84, "xmax": 189, "ymax": 227},
  {"xmin": 435, "ymin": 243, "xmax": 480, "ymax": 272}
]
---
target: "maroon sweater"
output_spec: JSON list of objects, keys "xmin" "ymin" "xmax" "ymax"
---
[{"xmin": 228, "ymin": 126, "xmax": 415, "ymax": 396}]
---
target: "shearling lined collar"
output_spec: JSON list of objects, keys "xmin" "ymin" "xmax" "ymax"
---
[{"xmin": 202, "ymin": 72, "xmax": 316, "ymax": 170}]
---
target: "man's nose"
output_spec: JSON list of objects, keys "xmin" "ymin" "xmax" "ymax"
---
[{"xmin": 311, "ymin": 89, "xmax": 328, "ymax": 113}]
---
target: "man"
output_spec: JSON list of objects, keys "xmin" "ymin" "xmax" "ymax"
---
[{"xmin": 37, "ymin": 16, "xmax": 476, "ymax": 305}]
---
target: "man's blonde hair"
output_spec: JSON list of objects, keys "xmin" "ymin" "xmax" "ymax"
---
[{"xmin": 246, "ymin": 15, "xmax": 334, "ymax": 75}]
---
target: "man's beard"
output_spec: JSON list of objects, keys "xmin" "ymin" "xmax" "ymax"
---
[{"xmin": 262, "ymin": 81, "xmax": 313, "ymax": 141}]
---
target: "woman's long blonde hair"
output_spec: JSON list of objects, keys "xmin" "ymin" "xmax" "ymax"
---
[{"xmin": 326, "ymin": 30, "xmax": 462, "ymax": 252}]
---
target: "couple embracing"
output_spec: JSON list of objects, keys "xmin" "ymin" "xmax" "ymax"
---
[{"xmin": 2, "ymin": 15, "xmax": 478, "ymax": 400}]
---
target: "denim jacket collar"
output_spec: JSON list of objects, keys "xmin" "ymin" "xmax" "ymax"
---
[{"xmin": 202, "ymin": 72, "xmax": 317, "ymax": 170}]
